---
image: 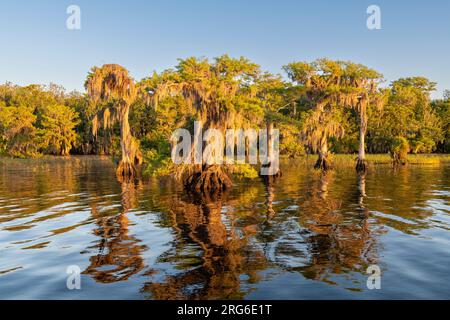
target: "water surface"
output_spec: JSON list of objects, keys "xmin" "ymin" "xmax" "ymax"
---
[{"xmin": 0, "ymin": 157, "xmax": 449, "ymax": 299}]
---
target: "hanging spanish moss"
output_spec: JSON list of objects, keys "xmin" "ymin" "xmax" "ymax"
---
[
  {"xmin": 85, "ymin": 64, "xmax": 141, "ymax": 180},
  {"xmin": 147, "ymin": 57, "xmax": 261, "ymax": 193},
  {"xmin": 285, "ymin": 59, "xmax": 384, "ymax": 171}
]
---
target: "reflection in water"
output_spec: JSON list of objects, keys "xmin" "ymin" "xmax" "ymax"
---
[
  {"xmin": 358, "ymin": 172, "xmax": 367, "ymax": 211},
  {"xmin": 143, "ymin": 192, "xmax": 267, "ymax": 300},
  {"xmin": 293, "ymin": 172, "xmax": 378, "ymax": 282},
  {"xmin": 263, "ymin": 176, "xmax": 277, "ymax": 221},
  {"xmin": 0, "ymin": 157, "xmax": 449, "ymax": 299},
  {"xmin": 83, "ymin": 181, "xmax": 146, "ymax": 283}
]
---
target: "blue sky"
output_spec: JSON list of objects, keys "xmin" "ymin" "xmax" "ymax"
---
[{"xmin": 1, "ymin": 0, "xmax": 449, "ymax": 98}]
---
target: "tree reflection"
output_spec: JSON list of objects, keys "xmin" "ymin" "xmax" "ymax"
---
[
  {"xmin": 142, "ymin": 191, "xmax": 267, "ymax": 300},
  {"xmin": 297, "ymin": 172, "xmax": 378, "ymax": 282},
  {"xmin": 263, "ymin": 176, "xmax": 277, "ymax": 221},
  {"xmin": 83, "ymin": 180, "xmax": 146, "ymax": 283},
  {"xmin": 358, "ymin": 172, "xmax": 367, "ymax": 211}
]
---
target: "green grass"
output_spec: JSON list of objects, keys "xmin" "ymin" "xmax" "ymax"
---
[
  {"xmin": 286, "ymin": 153, "xmax": 450, "ymax": 167},
  {"xmin": 2, "ymin": 154, "xmax": 449, "ymax": 173}
]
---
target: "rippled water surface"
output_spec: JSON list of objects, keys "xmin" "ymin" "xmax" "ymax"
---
[{"xmin": 0, "ymin": 157, "xmax": 449, "ymax": 299}]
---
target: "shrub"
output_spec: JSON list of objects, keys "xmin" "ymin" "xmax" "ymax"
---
[{"xmin": 390, "ymin": 137, "xmax": 409, "ymax": 165}]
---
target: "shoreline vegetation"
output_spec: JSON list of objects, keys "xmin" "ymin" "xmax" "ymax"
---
[
  {"xmin": 298, "ymin": 153, "xmax": 450, "ymax": 166},
  {"xmin": 2, "ymin": 154, "xmax": 449, "ymax": 172},
  {"xmin": 1, "ymin": 56, "xmax": 449, "ymax": 193}
]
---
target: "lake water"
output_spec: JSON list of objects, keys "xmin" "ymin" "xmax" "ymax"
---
[{"xmin": 0, "ymin": 156, "xmax": 449, "ymax": 299}]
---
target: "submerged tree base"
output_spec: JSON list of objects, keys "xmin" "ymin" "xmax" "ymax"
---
[
  {"xmin": 260, "ymin": 164, "xmax": 282, "ymax": 182},
  {"xmin": 184, "ymin": 165, "xmax": 233, "ymax": 195},
  {"xmin": 116, "ymin": 160, "xmax": 138, "ymax": 181},
  {"xmin": 392, "ymin": 159, "xmax": 408, "ymax": 167},
  {"xmin": 356, "ymin": 159, "xmax": 368, "ymax": 172},
  {"xmin": 314, "ymin": 156, "xmax": 333, "ymax": 171}
]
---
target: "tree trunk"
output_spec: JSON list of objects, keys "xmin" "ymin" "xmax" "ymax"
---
[
  {"xmin": 267, "ymin": 122, "xmax": 274, "ymax": 166},
  {"xmin": 183, "ymin": 120, "xmax": 232, "ymax": 194},
  {"xmin": 116, "ymin": 104, "xmax": 137, "ymax": 180},
  {"xmin": 185, "ymin": 164, "xmax": 233, "ymax": 194},
  {"xmin": 356, "ymin": 110, "xmax": 368, "ymax": 172},
  {"xmin": 315, "ymin": 137, "xmax": 332, "ymax": 170},
  {"xmin": 262, "ymin": 121, "xmax": 281, "ymax": 177}
]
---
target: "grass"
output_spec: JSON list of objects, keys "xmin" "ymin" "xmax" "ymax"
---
[
  {"xmin": 286, "ymin": 153, "xmax": 450, "ymax": 167},
  {"xmin": 2, "ymin": 154, "xmax": 450, "ymax": 173}
]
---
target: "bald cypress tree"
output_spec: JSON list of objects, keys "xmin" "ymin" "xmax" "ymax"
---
[{"xmin": 85, "ymin": 64, "xmax": 141, "ymax": 180}]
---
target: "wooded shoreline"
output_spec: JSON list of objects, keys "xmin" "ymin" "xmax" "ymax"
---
[{"xmin": 1, "ymin": 56, "xmax": 449, "ymax": 191}]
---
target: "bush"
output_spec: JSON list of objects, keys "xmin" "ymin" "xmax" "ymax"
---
[
  {"xmin": 410, "ymin": 137, "xmax": 435, "ymax": 154},
  {"xmin": 281, "ymin": 134, "xmax": 305, "ymax": 157},
  {"xmin": 229, "ymin": 163, "xmax": 259, "ymax": 179},
  {"xmin": 142, "ymin": 149, "xmax": 173, "ymax": 177},
  {"xmin": 390, "ymin": 137, "xmax": 409, "ymax": 165}
]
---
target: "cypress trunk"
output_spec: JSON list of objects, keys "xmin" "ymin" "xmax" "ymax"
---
[
  {"xmin": 315, "ymin": 138, "xmax": 332, "ymax": 171},
  {"xmin": 116, "ymin": 104, "xmax": 137, "ymax": 180},
  {"xmin": 356, "ymin": 110, "xmax": 368, "ymax": 172},
  {"xmin": 183, "ymin": 120, "xmax": 232, "ymax": 194},
  {"xmin": 185, "ymin": 164, "xmax": 233, "ymax": 194},
  {"xmin": 261, "ymin": 121, "xmax": 281, "ymax": 177}
]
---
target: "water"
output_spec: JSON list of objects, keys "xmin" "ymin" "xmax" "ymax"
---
[{"xmin": 0, "ymin": 156, "xmax": 449, "ymax": 299}]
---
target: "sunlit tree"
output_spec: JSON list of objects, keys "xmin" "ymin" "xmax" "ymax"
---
[
  {"xmin": 149, "ymin": 55, "xmax": 261, "ymax": 193},
  {"xmin": 0, "ymin": 104, "xmax": 38, "ymax": 157},
  {"xmin": 285, "ymin": 59, "xmax": 383, "ymax": 171},
  {"xmin": 284, "ymin": 59, "xmax": 346, "ymax": 170},
  {"xmin": 85, "ymin": 64, "xmax": 141, "ymax": 180},
  {"xmin": 38, "ymin": 104, "xmax": 79, "ymax": 156}
]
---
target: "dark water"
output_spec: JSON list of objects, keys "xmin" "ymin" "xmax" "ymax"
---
[{"xmin": 0, "ymin": 156, "xmax": 449, "ymax": 299}]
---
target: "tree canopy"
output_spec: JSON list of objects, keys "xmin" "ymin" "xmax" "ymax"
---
[{"xmin": 0, "ymin": 57, "xmax": 447, "ymax": 176}]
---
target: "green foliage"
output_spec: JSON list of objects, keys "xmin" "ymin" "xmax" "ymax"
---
[
  {"xmin": 390, "ymin": 137, "xmax": 409, "ymax": 164},
  {"xmin": 0, "ymin": 104, "xmax": 38, "ymax": 157},
  {"xmin": 0, "ymin": 84, "xmax": 82, "ymax": 158},
  {"xmin": 431, "ymin": 97, "xmax": 450, "ymax": 152},
  {"xmin": 230, "ymin": 163, "xmax": 259, "ymax": 179},
  {"xmin": 142, "ymin": 149, "xmax": 173, "ymax": 177},
  {"xmin": 281, "ymin": 133, "xmax": 305, "ymax": 157},
  {"xmin": 324, "ymin": 154, "xmax": 450, "ymax": 166},
  {"xmin": 283, "ymin": 58, "xmax": 383, "ymax": 164},
  {"xmin": 0, "ymin": 58, "xmax": 449, "ymax": 169},
  {"xmin": 37, "ymin": 104, "xmax": 79, "ymax": 155},
  {"xmin": 65, "ymin": 92, "xmax": 96, "ymax": 154},
  {"xmin": 368, "ymin": 77, "xmax": 444, "ymax": 154},
  {"xmin": 329, "ymin": 110, "xmax": 359, "ymax": 153},
  {"xmin": 410, "ymin": 137, "xmax": 435, "ymax": 154}
]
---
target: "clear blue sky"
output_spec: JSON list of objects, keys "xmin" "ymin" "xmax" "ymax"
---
[{"xmin": 1, "ymin": 0, "xmax": 449, "ymax": 98}]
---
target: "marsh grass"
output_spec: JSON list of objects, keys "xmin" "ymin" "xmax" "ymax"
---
[
  {"xmin": 285, "ymin": 154, "xmax": 450, "ymax": 168},
  {"xmin": 2, "ymin": 154, "xmax": 449, "ymax": 178}
]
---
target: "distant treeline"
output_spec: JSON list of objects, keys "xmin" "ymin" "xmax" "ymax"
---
[{"xmin": 0, "ymin": 56, "xmax": 448, "ymax": 164}]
